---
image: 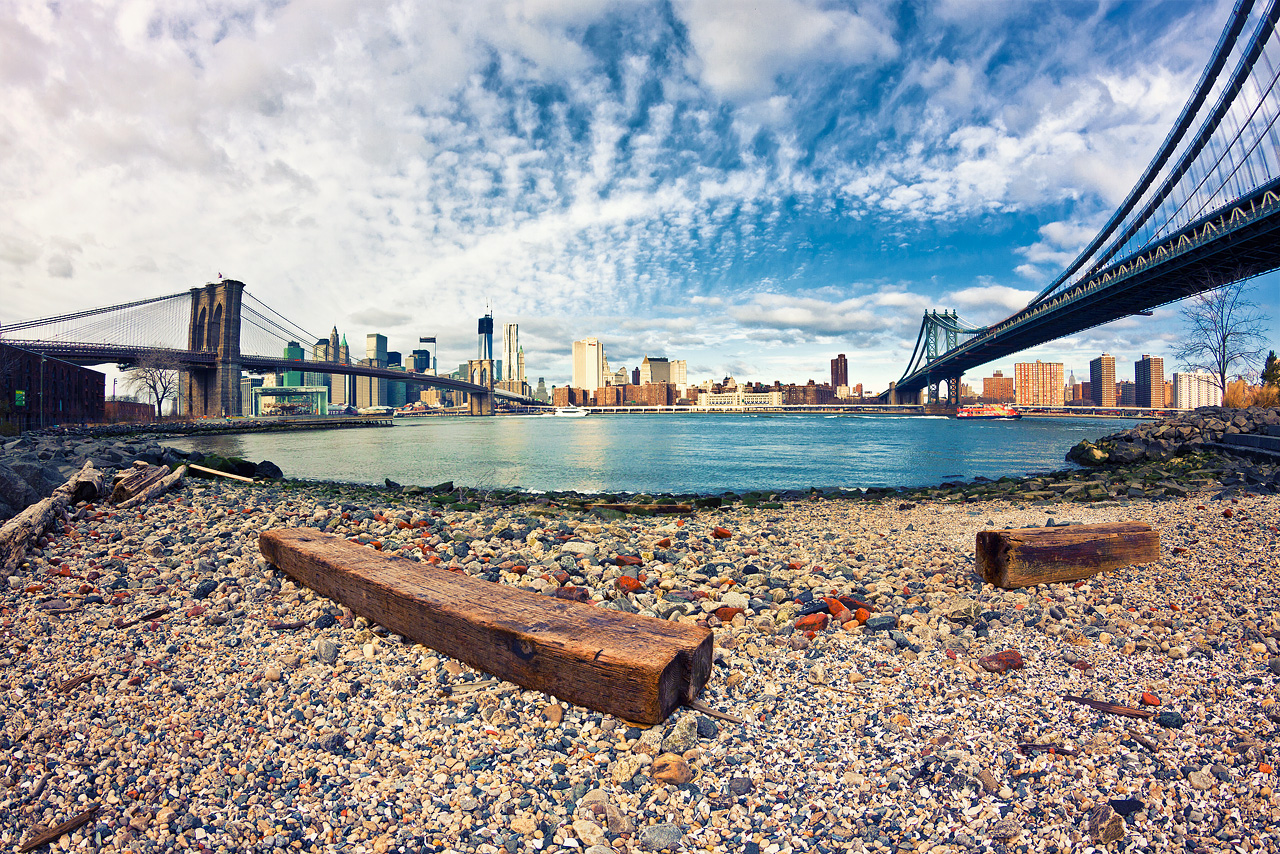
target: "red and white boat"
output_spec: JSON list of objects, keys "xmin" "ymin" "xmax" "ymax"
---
[{"xmin": 956, "ymin": 403, "xmax": 1022, "ymax": 420}]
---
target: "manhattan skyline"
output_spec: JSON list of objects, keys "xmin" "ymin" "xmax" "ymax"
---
[{"xmin": 3, "ymin": 0, "xmax": 1277, "ymax": 391}]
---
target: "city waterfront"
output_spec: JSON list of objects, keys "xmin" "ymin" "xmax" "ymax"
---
[{"xmin": 166, "ymin": 413, "xmax": 1138, "ymax": 493}]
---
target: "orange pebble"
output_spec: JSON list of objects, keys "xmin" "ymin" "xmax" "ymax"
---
[{"xmin": 854, "ymin": 607, "xmax": 870, "ymax": 624}]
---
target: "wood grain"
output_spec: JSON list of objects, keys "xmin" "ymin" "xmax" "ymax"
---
[
  {"xmin": 259, "ymin": 528, "xmax": 713, "ymax": 724},
  {"xmin": 976, "ymin": 522, "xmax": 1159, "ymax": 589}
]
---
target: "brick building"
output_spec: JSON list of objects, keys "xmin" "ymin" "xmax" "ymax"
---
[{"xmin": 1, "ymin": 342, "xmax": 105, "ymax": 431}]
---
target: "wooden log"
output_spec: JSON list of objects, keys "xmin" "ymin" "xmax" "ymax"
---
[
  {"xmin": 259, "ymin": 528, "xmax": 713, "ymax": 724},
  {"xmin": 67, "ymin": 463, "xmax": 108, "ymax": 505},
  {"xmin": 115, "ymin": 466, "xmax": 187, "ymax": 510},
  {"xmin": 976, "ymin": 522, "xmax": 1159, "ymax": 589},
  {"xmin": 109, "ymin": 465, "xmax": 167, "ymax": 505},
  {"xmin": 0, "ymin": 461, "xmax": 98, "ymax": 572}
]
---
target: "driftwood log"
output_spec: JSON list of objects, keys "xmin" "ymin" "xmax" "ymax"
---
[
  {"xmin": 0, "ymin": 461, "xmax": 100, "ymax": 572},
  {"xmin": 259, "ymin": 528, "xmax": 713, "ymax": 724},
  {"xmin": 115, "ymin": 466, "xmax": 187, "ymax": 510},
  {"xmin": 110, "ymin": 464, "xmax": 169, "ymax": 505},
  {"xmin": 977, "ymin": 522, "xmax": 1160, "ymax": 589}
]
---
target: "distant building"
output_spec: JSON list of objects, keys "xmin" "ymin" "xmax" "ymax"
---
[
  {"xmin": 478, "ymin": 314, "xmax": 494, "ymax": 360},
  {"xmin": 408, "ymin": 350, "xmax": 432, "ymax": 373},
  {"xmin": 1117, "ymin": 381, "xmax": 1136, "ymax": 407},
  {"xmin": 281, "ymin": 341, "xmax": 305, "ymax": 387},
  {"xmin": 1174, "ymin": 371, "xmax": 1222, "ymax": 409},
  {"xmin": 503, "ymin": 324, "xmax": 521, "ymax": 384},
  {"xmin": 639, "ymin": 356, "xmax": 670, "ymax": 386},
  {"xmin": 831, "ymin": 354, "xmax": 848, "ymax": 390},
  {"xmin": 983, "ymin": 370, "xmax": 1015, "ymax": 403},
  {"xmin": 572, "ymin": 338, "xmax": 606, "ymax": 391},
  {"xmin": 1014, "ymin": 361, "xmax": 1064, "ymax": 407},
  {"xmin": 697, "ymin": 388, "xmax": 785, "ymax": 410},
  {"xmin": 356, "ymin": 333, "xmax": 389, "ymax": 408},
  {"xmin": 534, "ymin": 377, "xmax": 549, "ymax": 403},
  {"xmin": 1134, "ymin": 354, "xmax": 1164, "ymax": 408},
  {"xmin": 1089, "ymin": 354, "xmax": 1117, "ymax": 406}
]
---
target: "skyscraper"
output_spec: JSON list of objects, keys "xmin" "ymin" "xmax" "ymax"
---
[
  {"xmin": 503, "ymin": 323, "xmax": 521, "ymax": 383},
  {"xmin": 1089, "ymin": 354, "xmax": 1117, "ymax": 406},
  {"xmin": 831, "ymin": 354, "xmax": 848, "ymax": 390},
  {"xmin": 478, "ymin": 314, "xmax": 494, "ymax": 360},
  {"xmin": 1134, "ymin": 354, "xmax": 1164, "ymax": 408},
  {"xmin": 572, "ymin": 338, "xmax": 605, "ymax": 391},
  {"xmin": 1014, "ymin": 361, "xmax": 1064, "ymax": 406}
]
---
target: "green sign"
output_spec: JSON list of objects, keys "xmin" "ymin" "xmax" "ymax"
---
[{"xmin": 14, "ymin": 390, "xmax": 25, "ymax": 407}]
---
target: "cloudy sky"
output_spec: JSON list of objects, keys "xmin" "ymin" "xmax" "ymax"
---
[{"xmin": 3, "ymin": 0, "xmax": 1278, "ymax": 391}]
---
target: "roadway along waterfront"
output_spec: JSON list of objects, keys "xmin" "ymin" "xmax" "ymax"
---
[{"xmin": 165, "ymin": 413, "xmax": 1139, "ymax": 493}]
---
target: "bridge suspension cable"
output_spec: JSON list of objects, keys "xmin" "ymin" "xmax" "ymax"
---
[{"xmin": 0, "ymin": 291, "xmax": 191, "ymax": 350}]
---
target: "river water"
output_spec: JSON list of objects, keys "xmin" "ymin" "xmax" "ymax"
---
[{"xmin": 165, "ymin": 413, "xmax": 1136, "ymax": 494}]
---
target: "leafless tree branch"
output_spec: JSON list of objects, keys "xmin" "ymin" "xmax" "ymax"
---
[{"xmin": 1172, "ymin": 275, "xmax": 1269, "ymax": 396}]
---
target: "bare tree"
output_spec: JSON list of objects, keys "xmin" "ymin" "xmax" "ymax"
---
[
  {"xmin": 122, "ymin": 350, "xmax": 181, "ymax": 417},
  {"xmin": 1173, "ymin": 277, "xmax": 1269, "ymax": 398}
]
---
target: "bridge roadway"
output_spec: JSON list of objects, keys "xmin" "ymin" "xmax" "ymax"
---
[
  {"xmin": 0, "ymin": 341, "xmax": 530, "ymax": 402},
  {"xmin": 893, "ymin": 177, "xmax": 1280, "ymax": 399}
]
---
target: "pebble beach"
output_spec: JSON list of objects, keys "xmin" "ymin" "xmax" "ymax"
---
[{"xmin": 3, "ymin": 424, "xmax": 1280, "ymax": 854}]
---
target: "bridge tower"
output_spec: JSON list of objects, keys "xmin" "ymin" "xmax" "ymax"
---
[
  {"xmin": 183, "ymin": 279, "xmax": 245, "ymax": 418},
  {"xmin": 467, "ymin": 359, "xmax": 495, "ymax": 415}
]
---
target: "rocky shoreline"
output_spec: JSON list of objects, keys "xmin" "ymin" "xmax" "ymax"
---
[{"xmin": 1, "ymin": 410, "xmax": 1278, "ymax": 853}]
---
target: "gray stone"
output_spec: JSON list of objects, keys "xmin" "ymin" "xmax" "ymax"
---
[
  {"xmin": 864, "ymin": 615, "xmax": 897, "ymax": 632},
  {"xmin": 639, "ymin": 823, "xmax": 683, "ymax": 851},
  {"xmin": 315, "ymin": 638, "xmax": 339, "ymax": 664},
  {"xmin": 662, "ymin": 715, "xmax": 699, "ymax": 753},
  {"xmin": 1087, "ymin": 804, "xmax": 1125, "ymax": 844}
]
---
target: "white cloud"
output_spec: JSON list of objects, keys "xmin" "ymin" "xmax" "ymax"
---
[{"xmin": 673, "ymin": 0, "xmax": 897, "ymax": 101}]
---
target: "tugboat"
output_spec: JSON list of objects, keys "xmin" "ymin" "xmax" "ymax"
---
[{"xmin": 956, "ymin": 403, "xmax": 1022, "ymax": 420}]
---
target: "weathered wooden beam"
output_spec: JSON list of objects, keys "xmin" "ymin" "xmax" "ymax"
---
[
  {"xmin": 188, "ymin": 463, "xmax": 254, "ymax": 483},
  {"xmin": 0, "ymin": 461, "xmax": 99, "ymax": 572},
  {"xmin": 109, "ymin": 465, "xmax": 167, "ymax": 505},
  {"xmin": 115, "ymin": 465, "xmax": 187, "ymax": 509},
  {"xmin": 259, "ymin": 528, "xmax": 714, "ymax": 724},
  {"xmin": 976, "ymin": 521, "xmax": 1159, "ymax": 589}
]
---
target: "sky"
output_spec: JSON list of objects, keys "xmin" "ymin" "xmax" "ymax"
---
[{"xmin": 3, "ymin": 0, "xmax": 1278, "ymax": 393}]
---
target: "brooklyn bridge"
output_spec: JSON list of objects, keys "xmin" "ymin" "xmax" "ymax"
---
[{"xmin": 0, "ymin": 279, "xmax": 533, "ymax": 417}]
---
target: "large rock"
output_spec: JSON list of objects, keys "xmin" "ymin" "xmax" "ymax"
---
[{"xmin": 0, "ymin": 462, "xmax": 40, "ymax": 520}]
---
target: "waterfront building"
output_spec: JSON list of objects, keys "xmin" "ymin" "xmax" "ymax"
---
[
  {"xmin": 1174, "ymin": 371, "xmax": 1222, "ymax": 409},
  {"xmin": 697, "ymin": 388, "xmax": 785, "ymax": 410},
  {"xmin": 240, "ymin": 375, "xmax": 264, "ymax": 415},
  {"xmin": 1089, "ymin": 354, "xmax": 1117, "ymax": 406},
  {"xmin": 670, "ymin": 360, "xmax": 687, "ymax": 395},
  {"xmin": 1014, "ymin": 361, "xmax": 1064, "ymax": 407},
  {"xmin": 572, "ymin": 338, "xmax": 606, "ymax": 391},
  {"xmin": 982, "ymin": 370, "xmax": 1015, "ymax": 403},
  {"xmin": 831, "ymin": 354, "xmax": 848, "ymax": 390},
  {"xmin": 0, "ymin": 341, "xmax": 105, "ymax": 429},
  {"xmin": 1134, "ymin": 354, "xmax": 1164, "ymax": 408}
]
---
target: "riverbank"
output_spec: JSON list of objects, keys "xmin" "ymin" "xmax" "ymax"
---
[{"xmin": 1, "ymin": 426, "xmax": 1278, "ymax": 853}]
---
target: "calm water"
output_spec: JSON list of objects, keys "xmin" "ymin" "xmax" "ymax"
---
[{"xmin": 165, "ymin": 413, "xmax": 1137, "ymax": 494}]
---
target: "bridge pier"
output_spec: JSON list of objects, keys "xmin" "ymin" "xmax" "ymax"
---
[
  {"xmin": 183, "ymin": 280, "xmax": 245, "ymax": 418},
  {"xmin": 467, "ymin": 358, "xmax": 495, "ymax": 416}
]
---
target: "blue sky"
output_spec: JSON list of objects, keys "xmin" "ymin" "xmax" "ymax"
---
[{"xmin": 2, "ymin": 0, "xmax": 1277, "ymax": 391}]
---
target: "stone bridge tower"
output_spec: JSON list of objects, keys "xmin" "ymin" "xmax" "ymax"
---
[
  {"xmin": 467, "ymin": 358, "xmax": 495, "ymax": 416},
  {"xmin": 183, "ymin": 279, "xmax": 245, "ymax": 417}
]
